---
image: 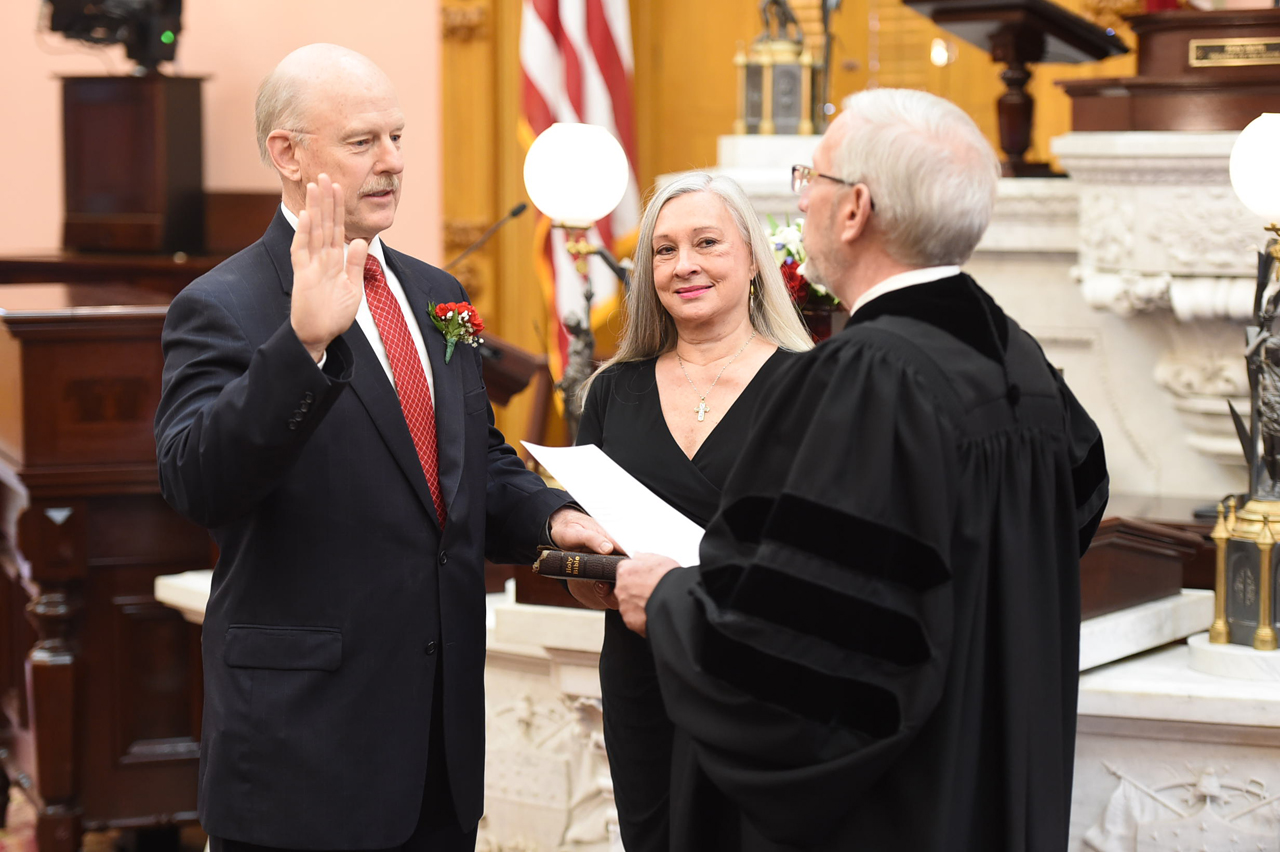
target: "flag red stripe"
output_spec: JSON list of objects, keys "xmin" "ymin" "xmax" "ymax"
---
[
  {"xmin": 595, "ymin": 216, "xmax": 615, "ymax": 255},
  {"xmin": 532, "ymin": 0, "xmax": 584, "ymax": 119},
  {"xmin": 521, "ymin": 71, "xmax": 555, "ymax": 135},
  {"xmin": 585, "ymin": 0, "xmax": 637, "ymax": 168}
]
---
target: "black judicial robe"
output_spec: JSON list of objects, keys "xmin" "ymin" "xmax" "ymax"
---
[{"xmin": 645, "ymin": 274, "xmax": 1108, "ymax": 852}]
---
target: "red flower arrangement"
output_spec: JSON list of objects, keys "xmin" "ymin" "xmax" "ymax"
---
[
  {"xmin": 427, "ymin": 301, "xmax": 485, "ymax": 363},
  {"xmin": 780, "ymin": 259, "xmax": 809, "ymax": 307}
]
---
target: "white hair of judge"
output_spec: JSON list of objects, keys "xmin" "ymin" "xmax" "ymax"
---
[{"xmin": 836, "ymin": 88, "xmax": 1001, "ymax": 268}]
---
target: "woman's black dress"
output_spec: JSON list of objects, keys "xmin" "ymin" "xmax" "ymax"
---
[{"xmin": 575, "ymin": 350, "xmax": 796, "ymax": 852}]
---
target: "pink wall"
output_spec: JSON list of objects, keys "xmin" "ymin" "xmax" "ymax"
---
[{"xmin": 0, "ymin": 1, "xmax": 443, "ymax": 262}]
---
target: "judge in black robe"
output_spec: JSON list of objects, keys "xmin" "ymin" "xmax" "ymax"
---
[{"xmin": 614, "ymin": 88, "xmax": 1109, "ymax": 852}]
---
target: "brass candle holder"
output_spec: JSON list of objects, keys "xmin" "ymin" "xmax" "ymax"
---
[
  {"xmin": 1209, "ymin": 498, "xmax": 1230, "ymax": 644},
  {"xmin": 734, "ymin": 37, "xmax": 815, "ymax": 135},
  {"xmin": 1211, "ymin": 496, "xmax": 1280, "ymax": 650}
]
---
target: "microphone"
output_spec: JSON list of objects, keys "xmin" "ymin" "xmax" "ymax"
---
[{"xmin": 444, "ymin": 203, "xmax": 528, "ymax": 272}]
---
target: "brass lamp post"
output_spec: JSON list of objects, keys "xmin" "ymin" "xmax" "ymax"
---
[
  {"xmin": 1211, "ymin": 113, "xmax": 1280, "ymax": 650},
  {"xmin": 522, "ymin": 123, "xmax": 630, "ymax": 439}
]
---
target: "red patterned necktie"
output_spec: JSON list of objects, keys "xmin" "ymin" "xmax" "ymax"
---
[{"xmin": 363, "ymin": 254, "xmax": 447, "ymax": 527}]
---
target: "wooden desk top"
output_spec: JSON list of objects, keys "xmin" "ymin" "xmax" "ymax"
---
[
  {"xmin": 0, "ymin": 251, "xmax": 226, "ymax": 296},
  {"xmin": 0, "ymin": 283, "xmax": 171, "ymax": 319}
]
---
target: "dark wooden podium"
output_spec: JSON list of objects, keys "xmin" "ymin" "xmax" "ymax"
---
[
  {"xmin": 905, "ymin": 0, "xmax": 1128, "ymax": 176},
  {"xmin": 62, "ymin": 76, "xmax": 204, "ymax": 254},
  {"xmin": 1061, "ymin": 8, "xmax": 1280, "ymax": 131},
  {"xmin": 0, "ymin": 284, "xmax": 208, "ymax": 852}
]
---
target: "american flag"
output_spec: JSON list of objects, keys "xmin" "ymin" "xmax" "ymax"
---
[{"xmin": 519, "ymin": 0, "xmax": 641, "ymax": 384}]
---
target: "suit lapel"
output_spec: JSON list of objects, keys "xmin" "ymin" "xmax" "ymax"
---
[
  {"xmin": 264, "ymin": 210, "xmax": 441, "ymax": 527},
  {"xmin": 341, "ymin": 324, "xmax": 440, "ymax": 527},
  {"xmin": 264, "ymin": 208, "xmax": 296, "ymax": 295},
  {"xmin": 384, "ymin": 247, "xmax": 466, "ymax": 515}
]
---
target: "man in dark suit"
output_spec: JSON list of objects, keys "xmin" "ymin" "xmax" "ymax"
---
[{"xmin": 154, "ymin": 43, "xmax": 613, "ymax": 852}]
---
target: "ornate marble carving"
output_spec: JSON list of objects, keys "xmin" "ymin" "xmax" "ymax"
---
[
  {"xmin": 1078, "ymin": 190, "xmax": 1137, "ymax": 273},
  {"xmin": 482, "ymin": 604, "xmax": 619, "ymax": 851},
  {"xmin": 1058, "ymin": 132, "xmax": 1267, "ymax": 328},
  {"xmin": 1154, "ymin": 351, "xmax": 1249, "ymax": 467},
  {"xmin": 1077, "ymin": 269, "xmax": 1258, "ymax": 322},
  {"xmin": 977, "ymin": 178, "xmax": 1079, "ymax": 254},
  {"xmin": 1153, "ymin": 189, "xmax": 1262, "ymax": 277},
  {"xmin": 480, "ymin": 692, "xmax": 618, "ymax": 851},
  {"xmin": 1057, "ymin": 157, "xmax": 1231, "ymax": 187},
  {"xmin": 1078, "ymin": 269, "xmax": 1171, "ymax": 317},
  {"xmin": 1085, "ymin": 763, "xmax": 1280, "ymax": 851},
  {"xmin": 1154, "ymin": 353, "xmax": 1250, "ymax": 400}
]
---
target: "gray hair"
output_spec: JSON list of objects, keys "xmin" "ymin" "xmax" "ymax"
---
[
  {"xmin": 581, "ymin": 172, "xmax": 814, "ymax": 406},
  {"xmin": 255, "ymin": 69, "xmax": 310, "ymax": 167},
  {"xmin": 836, "ymin": 88, "xmax": 1001, "ymax": 267}
]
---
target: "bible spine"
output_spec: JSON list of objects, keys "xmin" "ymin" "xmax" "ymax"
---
[{"xmin": 532, "ymin": 549, "xmax": 623, "ymax": 582}]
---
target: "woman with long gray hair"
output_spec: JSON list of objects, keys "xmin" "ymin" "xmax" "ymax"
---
[{"xmin": 571, "ymin": 172, "xmax": 813, "ymax": 851}]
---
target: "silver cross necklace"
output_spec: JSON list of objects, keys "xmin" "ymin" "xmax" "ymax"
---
[{"xmin": 676, "ymin": 331, "xmax": 757, "ymax": 422}]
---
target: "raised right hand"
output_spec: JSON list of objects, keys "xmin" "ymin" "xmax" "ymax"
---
[{"xmin": 290, "ymin": 174, "xmax": 368, "ymax": 362}]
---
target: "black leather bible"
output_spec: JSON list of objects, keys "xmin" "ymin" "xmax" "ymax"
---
[{"xmin": 532, "ymin": 548, "xmax": 624, "ymax": 582}]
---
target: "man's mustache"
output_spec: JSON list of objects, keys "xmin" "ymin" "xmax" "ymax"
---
[{"xmin": 360, "ymin": 176, "xmax": 400, "ymax": 195}]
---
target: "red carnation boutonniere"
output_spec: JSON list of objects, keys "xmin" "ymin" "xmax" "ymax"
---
[{"xmin": 427, "ymin": 301, "xmax": 485, "ymax": 364}]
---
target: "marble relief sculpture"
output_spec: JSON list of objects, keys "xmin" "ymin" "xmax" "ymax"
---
[
  {"xmin": 1086, "ymin": 764, "xmax": 1280, "ymax": 851},
  {"xmin": 479, "ymin": 692, "xmax": 619, "ymax": 851}
]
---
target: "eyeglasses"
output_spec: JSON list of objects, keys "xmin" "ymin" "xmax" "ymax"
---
[{"xmin": 791, "ymin": 164, "xmax": 856, "ymax": 195}]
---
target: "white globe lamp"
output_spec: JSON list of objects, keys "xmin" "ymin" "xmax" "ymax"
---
[
  {"xmin": 523, "ymin": 123, "xmax": 629, "ymax": 230},
  {"xmin": 521, "ymin": 123, "xmax": 632, "ymax": 437},
  {"xmin": 1230, "ymin": 113, "xmax": 1280, "ymax": 227}
]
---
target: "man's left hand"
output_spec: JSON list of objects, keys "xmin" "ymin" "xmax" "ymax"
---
[
  {"xmin": 616, "ymin": 554, "xmax": 681, "ymax": 637},
  {"xmin": 548, "ymin": 507, "xmax": 617, "ymax": 555}
]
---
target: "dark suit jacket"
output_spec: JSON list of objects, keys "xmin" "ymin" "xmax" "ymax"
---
[{"xmin": 154, "ymin": 210, "xmax": 570, "ymax": 849}]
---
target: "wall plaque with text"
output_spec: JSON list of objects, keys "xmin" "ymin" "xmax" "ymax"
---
[{"xmin": 1189, "ymin": 37, "xmax": 1280, "ymax": 67}]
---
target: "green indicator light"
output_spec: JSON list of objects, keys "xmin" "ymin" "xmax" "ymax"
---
[{"xmin": 161, "ymin": 31, "xmax": 175, "ymax": 44}]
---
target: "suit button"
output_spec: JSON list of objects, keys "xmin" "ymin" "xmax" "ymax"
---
[
  {"xmin": 424, "ymin": 641, "xmax": 437, "ymax": 656},
  {"xmin": 438, "ymin": 551, "xmax": 448, "ymax": 565},
  {"xmin": 300, "ymin": 400, "xmax": 310, "ymax": 412},
  {"xmin": 304, "ymin": 391, "xmax": 314, "ymax": 403},
  {"xmin": 287, "ymin": 422, "xmax": 299, "ymax": 431}
]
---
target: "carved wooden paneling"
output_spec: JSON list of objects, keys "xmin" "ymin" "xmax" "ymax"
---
[
  {"xmin": 111, "ymin": 596, "xmax": 195, "ymax": 759},
  {"xmin": 441, "ymin": 0, "xmax": 498, "ymax": 325},
  {"xmin": 443, "ymin": 3, "xmax": 489, "ymax": 42},
  {"xmin": 443, "ymin": 218, "xmax": 489, "ymax": 298},
  {"xmin": 0, "ymin": 285, "xmax": 208, "ymax": 850},
  {"xmin": 442, "ymin": 0, "xmax": 558, "ymax": 447}
]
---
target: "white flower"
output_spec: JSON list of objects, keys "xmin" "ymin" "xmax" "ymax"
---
[{"xmin": 767, "ymin": 219, "xmax": 806, "ymax": 265}]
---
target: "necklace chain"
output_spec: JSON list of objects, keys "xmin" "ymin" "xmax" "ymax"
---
[{"xmin": 676, "ymin": 331, "xmax": 757, "ymax": 422}]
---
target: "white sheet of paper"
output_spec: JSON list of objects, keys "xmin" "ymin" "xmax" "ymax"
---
[{"xmin": 522, "ymin": 442, "xmax": 704, "ymax": 566}]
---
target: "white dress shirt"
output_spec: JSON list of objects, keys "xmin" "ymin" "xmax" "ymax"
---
[
  {"xmin": 849, "ymin": 265, "xmax": 961, "ymax": 318},
  {"xmin": 280, "ymin": 203, "xmax": 435, "ymax": 404}
]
